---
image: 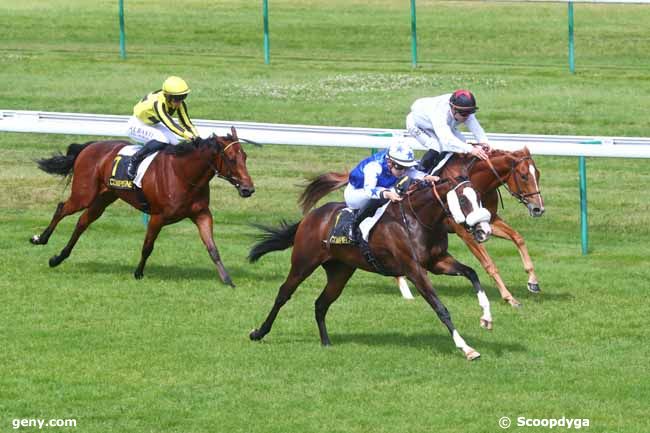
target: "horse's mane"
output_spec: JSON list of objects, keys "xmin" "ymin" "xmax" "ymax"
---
[
  {"xmin": 163, "ymin": 135, "xmax": 231, "ymax": 156},
  {"xmin": 488, "ymin": 147, "xmax": 529, "ymax": 158}
]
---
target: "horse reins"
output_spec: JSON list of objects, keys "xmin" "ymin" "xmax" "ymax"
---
[{"xmin": 405, "ymin": 178, "xmax": 465, "ymax": 231}]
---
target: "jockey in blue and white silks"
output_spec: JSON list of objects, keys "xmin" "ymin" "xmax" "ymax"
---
[{"xmin": 344, "ymin": 141, "xmax": 438, "ymax": 233}]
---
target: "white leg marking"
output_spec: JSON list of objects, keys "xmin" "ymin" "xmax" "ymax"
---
[
  {"xmin": 477, "ymin": 290, "xmax": 493, "ymax": 323},
  {"xmin": 397, "ymin": 277, "xmax": 414, "ymax": 300}
]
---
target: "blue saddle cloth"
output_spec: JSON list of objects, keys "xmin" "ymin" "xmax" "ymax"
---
[
  {"xmin": 327, "ymin": 208, "xmax": 356, "ymax": 245},
  {"xmin": 108, "ymin": 154, "xmax": 136, "ymax": 190}
]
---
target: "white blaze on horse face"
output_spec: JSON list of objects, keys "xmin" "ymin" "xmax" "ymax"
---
[
  {"xmin": 446, "ymin": 190, "xmax": 466, "ymax": 224},
  {"xmin": 529, "ymin": 164, "xmax": 544, "ymax": 207}
]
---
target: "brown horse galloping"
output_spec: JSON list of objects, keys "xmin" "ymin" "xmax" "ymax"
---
[
  {"xmin": 30, "ymin": 129, "xmax": 255, "ymax": 286},
  {"xmin": 299, "ymin": 147, "xmax": 544, "ymax": 306},
  {"xmin": 248, "ymin": 156, "xmax": 494, "ymax": 361}
]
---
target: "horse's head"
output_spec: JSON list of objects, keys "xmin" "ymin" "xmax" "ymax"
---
[
  {"xmin": 499, "ymin": 148, "xmax": 545, "ymax": 217},
  {"xmin": 211, "ymin": 127, "xmax": 255, "ymax": 197},
  {"xmin": 437, "ymin": 155, "xmax": 492, "ymax": 242}
]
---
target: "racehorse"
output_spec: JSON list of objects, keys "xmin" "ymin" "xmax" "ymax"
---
[
  {"xmin": 30, "ymin": 128, "xmax": 255, "ymax": 286},
  {"xmin": 299, "ymin": 147, "xmax": 544, "ymax": 307},
  {"xmin": 248, "ymin": 155, "xmax": 494, "ymax": 361},
  {"xmin": 448, "ymin": 148, "xmax": 544, "ymax": 306}
]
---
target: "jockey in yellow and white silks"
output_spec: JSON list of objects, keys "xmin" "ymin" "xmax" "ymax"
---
[
  {"xmin": 126, "ymin": 76, "xmax": 199, "ymax": 179},
  {"xmin": 406, "ymin": 89, "xmax": 490, "ymax": 174}
]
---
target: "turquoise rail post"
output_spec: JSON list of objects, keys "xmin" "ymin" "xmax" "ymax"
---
[
  {"xmin": 579, "ymin": 155, "xmax": 588, "ymax": 254},
  {"xmin": 263, "ymin": 0, "xmax": 270, "ymax": 64},
  {"xmin": 410, "ymin": 0, "xmax": 418, "ymax": 68},
  {"xmin": 568, "ymin": 1, "xmax": 575, "ymax": 73},
  {"xmin": 118, "ymin": 0, "xmax": 126, "ymax": 59}
]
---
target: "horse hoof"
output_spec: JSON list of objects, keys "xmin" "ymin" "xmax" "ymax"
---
[
  {"xmin": 506, "ymin": 297, "xmax": 523, "ymax": 308},
  {"xmin": 465, "ymin": 348, "xmax": 481, "ymax": 361},
  {"xmin": 249, "ymin": 329, "xmax": 263, "ymax": 341},
  {"xmin": 30, "ymin": 235, "xmax": 41, "ymax": 245},
  {"xmin": 528, "ymin": 282, "xmax": 541, "ymax": 293},
  {"xmin": 48, "ymin": 256, "xmax": 61, "ymax": 267},
  {"xmin": 134, "ymin": 271, "xmax": 143, "ymax": 280},
  {"xmin": 480, "ymin": 319, "xmax": 493, "ymax": 331}
]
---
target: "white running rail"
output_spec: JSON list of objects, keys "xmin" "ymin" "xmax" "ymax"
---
[{"xmin": 2, "ymin": 109, "xmax": 650, "ymax": 158}]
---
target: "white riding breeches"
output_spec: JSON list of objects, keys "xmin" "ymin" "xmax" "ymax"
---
[
  {"xmin": 126, "ymin": 116, "xmax": 181, "ymax": 145},
  {"xmin": 343, "ymin": 184, "xmax": 372, "ymax": 210},
  {"xmin": 343, "ymin": 183, "xmax": 395, "ymax": 210},
  {"xmin": 406, "ymin": 112, "xmax": 467, "ymax": 152}
]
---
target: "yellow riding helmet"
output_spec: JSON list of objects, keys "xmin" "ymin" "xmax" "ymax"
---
[{"xmin": 162, "ymin": 76, "xmax": 191, "ymax": 96}]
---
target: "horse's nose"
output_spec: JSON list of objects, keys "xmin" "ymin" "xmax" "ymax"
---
[
  {"xmin": 529, "ymin": 205, "xmax": 545, "ymax": 217},
  {"xmin": 239, "ymin": 186, "xmax": 255, "ymax": 197},
  {"xmin": 472, "ymin": 221, "xmax": 492, "ymax": 243}
]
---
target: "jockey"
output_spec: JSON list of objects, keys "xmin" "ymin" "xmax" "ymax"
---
[
  {"xmin": 406, "ymin": 89, "xmax": 491, "ymax": 174},
  {"xmin": 344, "ymin": 140, "xmax": 438, "ymax": 236},
  {"xmin": 126, "ymin": 76, "xmax": 200, "ymax": 179}
]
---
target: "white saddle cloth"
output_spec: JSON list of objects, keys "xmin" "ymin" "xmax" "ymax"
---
[{"xmin": 118, "ymin": 145, "xmax": 160, "ymax": 188}]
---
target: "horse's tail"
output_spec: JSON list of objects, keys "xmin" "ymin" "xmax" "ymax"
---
[
  {"xmin": 298, "ymin": 171, "xmax": 349, "ymax": 214},
  {"xmin": 35, "ymin": 142, "xmax": 93, "ymax": 177},
  {"xmin": 248, "ymin": 220, "xmax": 301, "ymax": 263}
]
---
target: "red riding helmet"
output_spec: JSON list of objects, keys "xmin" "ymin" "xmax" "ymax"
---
[{"xmin": 449, "ymin": 89, "xmax": 478, "ymax": 113}]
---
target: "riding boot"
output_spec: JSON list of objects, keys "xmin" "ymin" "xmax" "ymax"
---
[
  {"xmin": 352, "ymin": 198, "xmax": 388, "ymax": 240},
  {"xmin": 418, "ymin": 149, "xmax": 443, "ymax": 174},
  {"xmin": 127, "ymin": 140, "xmax": 167, "ymax": 179}
]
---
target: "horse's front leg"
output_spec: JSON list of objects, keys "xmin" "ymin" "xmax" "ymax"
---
[
  {"xmin": 491, "ymin": 216, "xmax": 540, "ymax": 294},
  {"xmin": 428, "ymin": 253, "xmax": 493, "ymax": 331},
  {"xmin": 134, "ymin": 214, "xmax": 164, "ymax": 279},
  {"xmin": 449, "ymin": 219, "xmax": 521, "ymax": 307},
  {"xmin": 192, "ymin": 209, "xmax": 234, "ymax": 287},
  {"xmin": 406, "ymin": 265, "xmax": 480, "ymax": 361}
]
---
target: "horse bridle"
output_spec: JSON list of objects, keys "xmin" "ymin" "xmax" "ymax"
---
[
  {"xmin": 485, "ymin": 156, "xmax": 542, "ymax": 205},
  {"xmin": 207, "ymin": 138, "xmax": 243, "ymax": 189}
]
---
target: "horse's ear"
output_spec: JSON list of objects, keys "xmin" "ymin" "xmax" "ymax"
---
[{"xmin": 231, "ymin": 126, "xmax": 238, "ymax": 141}]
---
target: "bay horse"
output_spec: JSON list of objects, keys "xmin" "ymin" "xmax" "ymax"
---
[
  {"xmin": 30, "ymin": 128, "xmax": 255, "ymax": 286},
  {"xmin": 248, "ymin": 155, "xmax": 494, "ymax": 361},
  {"xmin": 299, "ymin": 147, "xmax": 544, "ymax": 307}
]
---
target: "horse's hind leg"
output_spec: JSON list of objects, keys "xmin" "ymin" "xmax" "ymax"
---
[
  {"xmin": 250, "ymin": 256, "xmax": 321, "ymax": 342},
  {"xmin": 314, "ymin": 261, "xmax": 356, "ymax": 346},
  {"xmin": 428, "ymin": 253, "xmax": 493, "ymax": 331},
  {"xmin": 30, "ymin": 200, "xmax": 83, "ymax": 245},
  {"xmin": 49, "ymin": 193, "xmax": 117, "ymax": 267},
  {"xmin": 31, "ymin": 166, "xmax": 102, "ymax": 246},
  {"xmin": 450, "ymin": 220, "xmax": 521, "ymax": 307},
  {"xmin": 133, "ymin": 214, "xmax": 164, "ymax": 279}
]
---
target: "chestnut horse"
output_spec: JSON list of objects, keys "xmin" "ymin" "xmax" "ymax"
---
[
  {"xmin": 299, "ymin": 147, "xmax": 544, "ymax": 306},
  {"xmin": 447, "ymin": 148, "xmax": 544, "ymax": 306},
  {"xmin": 30, "ymin": 129, "xmax": 255, "ymax": 286},
  {"xmin": 249, "ymin": 156, "xmax": 493, "ymax": 361}
]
